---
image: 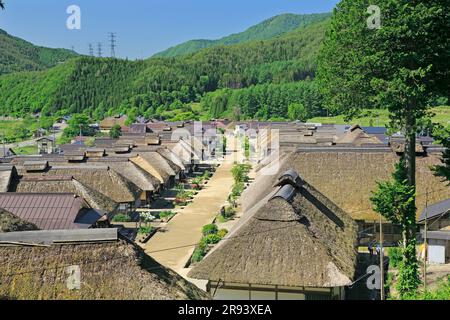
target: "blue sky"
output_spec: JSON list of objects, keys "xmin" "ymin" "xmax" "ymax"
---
[{"xmin": 0, "ymin": 0, "xmax": 339, "ymax": 59}]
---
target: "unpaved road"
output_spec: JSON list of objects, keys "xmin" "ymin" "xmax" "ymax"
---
[{"xmin": 144, "ymin": 134, "xmax": 246, "ymax": 274}]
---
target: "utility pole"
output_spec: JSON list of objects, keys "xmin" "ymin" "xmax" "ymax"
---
[
  {"xmin": 2, "ymin": 134, "xmax": 5, "ymax": 159},
  {"xmin": 88, "ymin": 43, "xmax": 94, "ymax": 56},
  {"xmin": 108, "ymin": 32, "xmax": 116, "ymax": 58},
  {"xmin": 424, "ymin": 189, "xmax": 429, "ymax": 292},
  {"xmin": 52, "ymin": 125, "xmax": 56, "ymax": 154},
  {"xmin": 97, "ymin": 42, "xmax": 103, "ymax": 57},
  {"xmin": 380, "ymin": 217, "xmax": 384, "ymax": 300}
]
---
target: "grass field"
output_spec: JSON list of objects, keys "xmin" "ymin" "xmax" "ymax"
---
[
  {"xmin": 13, "ymin": 145, "xmax": 38, "ymax": 155},
  {"xmin": 308, "ymin": 106, "xmax": 450, "ymax": 127},
  {"xmin": 0, "ymin": 118, "xmax": 40, "ymax": 142}
]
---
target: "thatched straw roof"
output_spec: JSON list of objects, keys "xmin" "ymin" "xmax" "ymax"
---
[
  {"xmin": 85, "ymin": 148, "xmax": 106, "ymax": 158},
  {"xmin": 157, "ymin": 148, "xmax": 186, "ymax": 171},
  {"xmin": 250, "ymin": 150, "xmax": 450, "ymax": 221},
  {"xmin": 0, "ymin": 208, "xmax": 39, "ymax": 233},
  {"xmin": 86, "ymin": 160, "xmax": 160, "ymax": 192},
  {"xmin": 0, "ymin": 165, "xmax": 14, "ymax": 192},
  {"xmin": 14, "ymin": 175, "xmax": 118, "ymax": 212},
  {"xmin": 99, "ymin": 115, "xmax": 128, "ymax": 130},
  {"xmin": 24, "ymin": 165, "xmax": 142, "ymax": 204},
  {"xmin": 336, "ymin": 125, "xmax": 382, "ymax": 146},
  {"xmin": 23, "ymin": 161, "xmax": 48, "ymax": 172},
  {"xmin": 130, "ymin": 152, "xmax": 175, "ymax": 184},
  {"xmin": 189, "ymin": 175, "xmax": 358, "ymax": 288},
  {"xmin": 165, "ymin": 141, "xmax": 196, "ymax": 164},
  {"xmin": 0, "ymin": 232, "xmax": 208, "ymax": 300},
  {"xmin": 64, "ymin": 151, "xmax": 86, "ymax": 162}
]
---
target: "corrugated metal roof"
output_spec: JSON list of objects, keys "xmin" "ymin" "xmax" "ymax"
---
[
  {"xmin": 418, "ymin": 198, "xmax": 450, "ymax": 222},
  {"xmin": 0, "ymin": 193, "xmax": 96, "ymax": 230}
]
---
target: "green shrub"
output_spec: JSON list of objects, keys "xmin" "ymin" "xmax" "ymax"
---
[
  {"xmin": 139, "ymin": 226, "xmax": 154, "ymax": 235},
  {"xmin": 112, "ymin": 214, "xmax": 132, "ymax": 223},
  {"xmin": 203, "ymin": 170, "xmax": 211, "ymax": 180},
  {"xmin": 217, "ymin": 229, "xmax": 228, "ymax": 239},
  {"xmin": 231, "ymin": 182, "xmax": 245, "ymax": 199},
  {"xmin": 159, "ymin": 211, "xmax": 175, "ymax": 220},
  {"xmin": 401, "ymin": 276, "xmax": 450, "ymax": 300},
  {"xmin": 191, "ymin": 243, "xmax": 208, "ymax": 263},
  {"xmin": 202, "ymin": 224, "xmax": 218, "ymax": 236},
  {"xmin": 201, "ymin": 234, "xmax": 222, "ymax": 245},
  {"xmin": 388, "ymin": 247, "xmax": 403, "ymax": 269}
]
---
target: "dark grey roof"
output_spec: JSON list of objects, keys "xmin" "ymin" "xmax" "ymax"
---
[
  {"xmin": 418, "ymin": 198, "xmax": 450, "ymax": 222},
  {"xmin": 362, "ymin": 127, "xmax": 388, "ymax": 135},
  {"xmin": 269, "ymin": 184, "xmax": 295, "ymax": 202}
]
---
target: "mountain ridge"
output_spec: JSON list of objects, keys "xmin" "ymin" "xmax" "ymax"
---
[
  {"xmin": 153, "ymin": 12, "xmax": 331, "ymax": 58},
  {"xmin": 0, "ymin": 28, "xmax": 79, "ymax": 75}
]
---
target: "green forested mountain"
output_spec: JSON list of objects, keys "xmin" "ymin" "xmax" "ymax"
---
[
  {"xmin": 153, "ymin": 13, "xmax": 331, "ymax": 58},
  {"xmin": 0, "ymin": 28, "xmax": 78, "ymax": 75},
  {"xmin": 0, "ymin": 18, "xmax": 329, "ymax": 120}
]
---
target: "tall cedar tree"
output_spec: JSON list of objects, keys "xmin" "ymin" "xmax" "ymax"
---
[
  {"xmin": 317, "ymin": 0, "xmax": 449, "ymax": 295},
  {"xmin": 370, "ymin": 158, "xmax": 420, "ymax": 296}
]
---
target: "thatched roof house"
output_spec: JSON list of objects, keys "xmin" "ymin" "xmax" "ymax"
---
[
  {"xmin": 23, "ymin": 165, "xmax": 142, "ymax": 205},
  {"xmin": 0, "ymin": 208, "xmax": 38, "ymax": 233},
  {"xmin": 99, "ymin": 115, "xmax": 128, "ymax": 131},
  {"xmin": 0, "ymin": 193, "xmax": 106, "ymax": 230},
  {"xmin": 86, "ymin": 159, "xmax": 161, "ymax": 196},
  {"xmin": 157, "ymin": 148, "xmax": 186, "ymax": 171},
  {"xmin": 189, "ymin": 171, "xmax": 357, "ymax": 300},
  {"xmin": 14, "ymin": 175, "xmax": 118, "ymax": 212},
  {"xmin": 335, "ymin": 125, "xmax": 382, "ymax": 146},
  {"xmin": 0, "ymin": 229, "xmax": 208, "ymax": 300},
  {"xmin": 130, "ymin": 152, "xmax": 176, "ymax": 186}
]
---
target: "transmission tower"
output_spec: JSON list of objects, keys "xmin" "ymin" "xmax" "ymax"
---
[
  {"xmin": 88, "ymin": 43, "xmax": 94, "ymax": 56},
  {"xmin": 108, "ymin": 32, "xmax": 117, "ymax": 58},
  {"xmin": 97, "ymin": 42, "xmax": 103, "ymax": 57}
]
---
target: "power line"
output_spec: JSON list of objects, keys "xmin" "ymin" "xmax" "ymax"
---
[
  {"xmin": 88, "ymin": 43, "xmax": 94, "ymax": 56},
  {"xmin": 108, "ymin": 32, "xmax": 116, "ymax": 58},
  {"xmin": 97, "ymin": 42, "xmax": 103, "ymax": 58}
]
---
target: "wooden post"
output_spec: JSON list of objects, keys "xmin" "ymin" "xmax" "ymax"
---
[
  {"xmin": 424, "ymin": 190, "xmax": 428, "ymax": 292},
  {"xmin": 380, "ymin": 218, "xmax": 384, "ymax": 301}
]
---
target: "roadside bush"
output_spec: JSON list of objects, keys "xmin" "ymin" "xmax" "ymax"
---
[
  {"xmin": 112, "ymin": 214, "xmax": 132, "ymax": 223},
  {"xmin": 159, "ymin": 211, "xmax": 175, "ymax": 220},
  {"xmin": 201, "ymin": 234, "xmax": 222, "ymax": 245},
  {"xmin": 139, "ymin": 226, "xmax": 154, "ymax": 235},
  {"xmin": 191, "ymin": 243, "xmax": 208, "ymax": 263},
  {"xmin": 217, "ymin": 229, "xmax": 228, "ymax": 239},
  {"xmin": 202, "ymin": 224, "xmax": 218, "ymax": 236},
  {"xmin": 388, "ymin": 247, "xmax": 402, "ymax": 269},
  {"xmin": 231, "ymin": 182, "xmax": 245, "ymax": 199}
]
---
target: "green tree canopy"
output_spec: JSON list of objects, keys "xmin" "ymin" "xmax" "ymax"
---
[
  {"xmin": 287, "ymin": 102, "xmax": 307, "ymax": 121},
  {"xmin": 109, "ymin": 124, "xmax": 122, "ymax": 139}
]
